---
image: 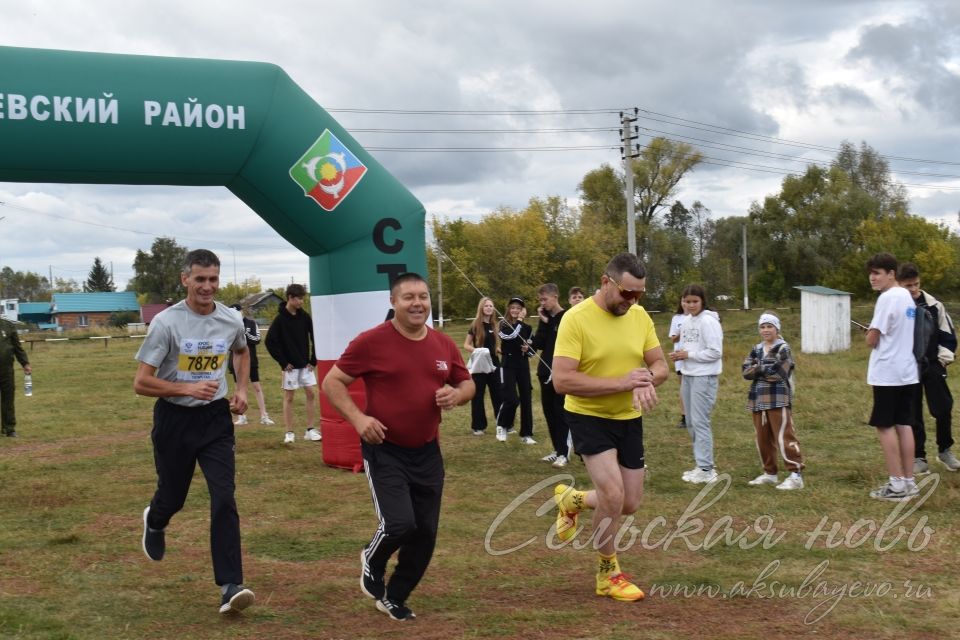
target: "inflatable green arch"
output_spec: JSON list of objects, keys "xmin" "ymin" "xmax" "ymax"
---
[{"xmin": 0, "ymin": 46, "xmax": 425, "ymax": 367}]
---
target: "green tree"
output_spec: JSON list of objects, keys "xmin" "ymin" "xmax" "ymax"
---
[
  {"xmin": 833, "ymin": 212, "xmax": 958, "ymax": 296},
  {"xmin": 578, "ymin": 165, "xmax": 625, "ymax": 228},
  {"xmin": 109, "ymin": 310, "xmax": 141, "ymax": 328},
  {"xmin": 632, "ymin": 137, "xmax": 703, "ymax": 250},
  {"xmin": 747, "ymin": 163, "xmax": 883, "ymax": 301},
  {"xmin": 53, "ymin": 277, "xmax": 80, "ymax": 293},
  {"xmin": 129, "ymin": 237, "xmax": 189, "ymax": 303},
  {"xmin": 430, "ymin": 206, "xmax": 552, "ymax": 319},
  {"xmin": 834, "ymin": 140, "xmax": 908, "ymax": 216},
  {"xmin": 643, "ymin": 222, "xmax": 696, "ymax": 309},
  {"xmin": 84, "ymin": 257, "xmax": 115, "ymax": 292},
  {"xmin": 0, "ymin": 267, "xmax": 50, "ymax": 301},
  {"xmin": 217, "ymin": 277, "xmax": 264, "ymax": 306},
  {"xmin": 700, "ymin": 216, "xmax": 746, "ymax": 303}
]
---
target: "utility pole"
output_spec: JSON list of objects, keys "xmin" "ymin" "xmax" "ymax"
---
[
  {"xmin": 436, "ymin": 247, "xmax": 444, "ymax": 328},
  {"xmin": 742, "ymin": 224, "xmax": 750, "ymax": 310},
  {"xmin": 621, "ymin": 109, "xmax": 639, "ymax": 255}
]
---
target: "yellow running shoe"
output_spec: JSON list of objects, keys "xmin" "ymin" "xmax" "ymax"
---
[
  {"xmin": 596, "ymin": 572, "xmax": 645, "ymax": 601},
  {"xmin": 554, "ymin": 484, "xmax": 580, "ymax": 542}
]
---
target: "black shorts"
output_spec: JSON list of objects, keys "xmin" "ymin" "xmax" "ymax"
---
[
  {"xmin": 231, "ymin": 362, "xmax": 260, "ymax": 384},
  {"xmin": 870, "ymin": 384, "xmax": 920, "ymax": 428},
  {"xmin": 564, "ymin": 409, "xmax": 645, "ymax": 469}
]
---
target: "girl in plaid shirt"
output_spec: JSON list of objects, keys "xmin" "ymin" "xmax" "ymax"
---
[{"xmin": 742, "ymin": 312, "xmax": 805, "ymax": 490}]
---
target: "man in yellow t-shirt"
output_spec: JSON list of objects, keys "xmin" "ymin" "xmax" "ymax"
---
[{"xmin": 551, "ymin": 252, "xmax": 668, "ymax": 602}]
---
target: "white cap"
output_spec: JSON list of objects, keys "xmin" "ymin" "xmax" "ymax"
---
[{"xmin": 758, "ymin": 313, "xmax": 781, "ymax": 331}]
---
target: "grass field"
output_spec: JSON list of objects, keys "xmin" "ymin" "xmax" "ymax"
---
[{"xmin": 1, "ymin": 308, "xmax": 958, "ymax": 640}]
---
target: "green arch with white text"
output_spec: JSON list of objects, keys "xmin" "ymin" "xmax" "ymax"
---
[{"xmin": 0, "ymin": 45, "xmax": 425, "ymax": 360}]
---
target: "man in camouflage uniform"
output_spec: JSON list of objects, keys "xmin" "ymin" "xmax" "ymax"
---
[{"xmin": 0, "ymin": 317, "xmax": 31, "ymax": 437}]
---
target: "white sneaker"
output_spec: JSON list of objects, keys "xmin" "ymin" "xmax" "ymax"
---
[
  {"xmin": 775, "ymin": 474, "xmax": 804, "ymax": 490},
  {"xmin": 541, "ymin": 452, "xmax": 558, "ymax": 463},
  {"xmin": 938, "ymin": 450, "xmax": 960, "ymax": 471},
  {"xmin": 260, "ymin": 415, "xmax": 275, "ymax": 426},
  {"xmin": 552, "ymin": 455, "xmax": 568, "ymax": 468},
  {"xmin": 283, "ymin": 431, "xmax": 295, "ymax": 444},
  {"xmin": 748, "ymin": 473, "xmax": 779, "ymax": 486},
  {"xmin": 685, "ymin": 468, "xmax": 719, "ymax": 484},
  {"xmin": 495, "ymin": 426, "xmax": 507, "ymax": 442},
  {"xmin": 681, "ymin": 467, "xmax": 699, "ymax": 481},
  {"xmin": 520, "ymin": 436, "xmax": 537, "ymax": 445},
  {"xmin": 304, "ymin": 428, "xmax": 322, "ymax": 442},
  {"xmin": 234, "ymin": 414, "xmax": 249, "ymax": 426},
  {"xmin": 473, "ymin": 429, "xmax": 485, "ymax": 436}
]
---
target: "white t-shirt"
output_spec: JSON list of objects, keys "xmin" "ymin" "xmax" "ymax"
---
[
  {"xmin": 668, "ymin": 313, "xmax": 686, "ymax": 372},
  {"xmin": 867, "ymin": 286, "xmax": 919, "ymax": 386}
]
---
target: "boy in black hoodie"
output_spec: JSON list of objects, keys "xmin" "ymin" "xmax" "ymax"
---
[{"xmin": 266, "ymin": 284, "xmax": 319, "ymax": 444}]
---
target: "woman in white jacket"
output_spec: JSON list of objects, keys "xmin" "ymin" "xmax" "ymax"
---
[{"xmin": 669, "ymin": 284, "xmax": 723, "ymax": 484}]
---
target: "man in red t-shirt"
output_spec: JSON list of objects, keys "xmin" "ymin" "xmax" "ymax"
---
[{"xmin": 322, "ymin": 273, "xmax": 474, "ymax": 621}]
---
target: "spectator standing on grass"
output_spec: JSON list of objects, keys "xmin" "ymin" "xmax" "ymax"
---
[
  {"xmin": 322, "ymin": 272, "xmax": 473, "ymax": 621},
  {"xmin": 895, "ymin": 262, "xmax": 960, "ymax": 474},
  {"xmin": 532, "ymin": 283, "xmax": 570, "ymax": 467},
  {"xmin": 496, "ymin": 296, "xmax": 535, "ymax": 444},
  {"xmin": 864, "ymin": 253, "xmax": 919, "ymax": 501},
  {"xmin": 135, "ymin": 249, "xmax": 255, "ymax": 615},
  {"xmin": 463, "ymin": 297, "xmax": 502, "ymax": 436},
  {"xmin": 552, "ymin": 252, "xmax": 668, "ymax": 602},
  {"xmin": 568, "ymin": 286, "xmax": 585, "ymax": 307},
  {"xmin": 0, "ymin": 316, "xmax": 30, "ymax": 438},
  {"xmin": 669, "ymin": 284, "xmax": 723, "ymax": 485},
  {"xmin": 228, "ymin": 304, "xmax": 273, "ymax": 427},
  {"xmin": 742, "ymin": 312, "xmax": 805, "ymax": 490},
  {"xmin": 265, "ymin": 283, "xmax": 320, "ymax": 444}
]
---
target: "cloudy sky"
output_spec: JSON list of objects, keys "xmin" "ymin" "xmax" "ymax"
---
[{"xmin": 1, "ymin": 0, "xmax": 958, "ymax": 290}]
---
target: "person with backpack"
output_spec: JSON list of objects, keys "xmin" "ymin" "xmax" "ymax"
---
[
  {"xmin": 864, "ymin": 253, "xmax": 920, "ymax": 501},
  {"xmin": 742, "ymin": 312, "xmax": 804, "ymax": 490},
  {"xmin": 896, "ymin": 263, "xmax": 960, "ymax": 473}
]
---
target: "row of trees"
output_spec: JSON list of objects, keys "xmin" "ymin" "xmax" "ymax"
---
[
  {"xmin": 1, "ymin": 238, "xmax": 263, "ymax": 305},
  {"xmin": 0, "ymin": 257, "xmax": 115, "ymax": 300},
  {"xmin": 5, "ymin": 139, "xmax": 956, "ymax": 319},
  {"xmin": 429, "ymin": 139, "xmax": 959, "ymax": 318}
]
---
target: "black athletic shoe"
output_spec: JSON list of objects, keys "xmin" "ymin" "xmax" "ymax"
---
[
  {"xmin": 3, "ymin": 431, "xmax": 17, "ymax": 437},
  {"xmin": 219, "ymin": 584, "xmax": 255, "ymax": 614},
  {"xmin": 141, "ymin": 506, "xmax": 165, "ymax": 561},
  {"xmin": 360, "ymin": 548, "xmax": 385, "ymax": 600},
  {"xmin": 376, "ymin": 597, "xmax": 416, "ymax": 621}
]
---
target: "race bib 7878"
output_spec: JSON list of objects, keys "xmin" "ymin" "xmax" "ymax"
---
[{"xmin": 176, "ymin": 338, "xmax": 229, "ymax": 382}]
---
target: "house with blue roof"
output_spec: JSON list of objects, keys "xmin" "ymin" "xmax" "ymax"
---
[
  {"xmin": 18, "ymin": 301, "xmax": 54, "ymax": 327},
  {"xmin": 51, "ymin": 292, "xmax": 141, "ymax": 330}
]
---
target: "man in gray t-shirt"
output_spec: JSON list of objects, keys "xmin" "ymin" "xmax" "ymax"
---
[{"xmin": 134, "ymin": 249, "xmax": 256, "ymax": 615}]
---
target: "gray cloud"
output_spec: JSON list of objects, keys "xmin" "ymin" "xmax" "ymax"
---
[{"xmin": 0, "ymin": 0, "xmax": 958, "ymax": 284}]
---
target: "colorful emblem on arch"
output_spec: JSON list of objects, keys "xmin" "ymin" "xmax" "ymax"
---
[{"xmin": 290, "ymin": 129, "xmax": 367, "ymax": 211}]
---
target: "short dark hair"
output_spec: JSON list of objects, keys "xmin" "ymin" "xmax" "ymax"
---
[
  {"xmin": 285, "ymin": 283, "xmax": 307, "ymax": 299},
  {"xmin": 897, "ymin": 262, "xmax": 920, "ymax": 281},
  {"xmin": 866, "ymin": 252, "xmax": 897, "ymax": 273},
  {"xmin": 182, "ymin": 249, "xmax": 219, "ymax": 274},
  {"xmin": 568, "ymin": 286, "xmax": 584, "ymax": 298},
  {"xmin": 538, "ymin": 283, "xmax": 559, "ymax": 297},
  {"xmin": 390, "ymin": 272, "xmax": 427, "ymax": 294},
  {"xmin": 604, "ymin": 252, "xmax": 646, "ymax": 280}
]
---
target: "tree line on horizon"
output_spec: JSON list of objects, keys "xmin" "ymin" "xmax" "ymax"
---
[
  {"xmin": 2, "ymin": 139, "xmax": 956, "ymax": 320},
  {"xmin": 428, "ymin": 139, "xmax": 959, "ymax": 319}
]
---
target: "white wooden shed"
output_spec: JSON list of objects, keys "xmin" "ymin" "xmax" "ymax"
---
[{"xmin": 793, "ymin": 285, "xmax": 852, "ymax": 354}]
